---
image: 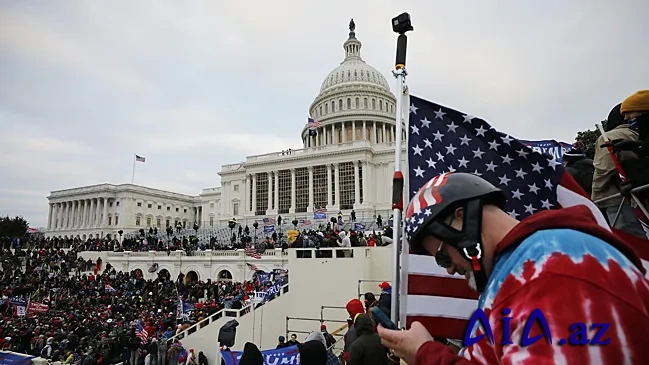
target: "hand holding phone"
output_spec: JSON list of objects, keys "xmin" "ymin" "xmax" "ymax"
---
[{"xmin": 371, "ymin": 307, "xmax": 398, "ymax": 330}]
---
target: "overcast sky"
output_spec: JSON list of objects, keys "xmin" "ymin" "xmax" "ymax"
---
[{"xmin": 1, "ymin": 1, "xmax": 648, "ymax": 228}]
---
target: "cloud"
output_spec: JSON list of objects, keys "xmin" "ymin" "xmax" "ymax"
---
[{"xmin": 0, "ymin": 0, "xmax": 648, "ymax": 228}]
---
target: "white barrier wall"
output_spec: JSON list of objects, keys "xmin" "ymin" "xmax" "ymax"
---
[{"xmin": 176, "ymin": 247, "xmax": 393, "ymax": 365}]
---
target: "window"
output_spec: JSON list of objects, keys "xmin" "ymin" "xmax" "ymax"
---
[
  {"xmin": 137, "ymin": 202, "xmax": 142, "ymax": 207},
  {"xmin": 136, "ymin": 216, "xmax": 141, "ymax": 226},
  {"xmin": 331, "ymin": 101, "xmax": 335, "ymax": 112},
  {"xmin": 158, "ymin": 205, "xmax": 161, "ymax": 209},
  {"xmin": 108, "ymin": 216, "xmax": 112, "ymax": 226},
  {"xmin": 116, "ymin": 201, "xmax": 120, "ymax": 207},
  {"xmin": 156, "ymin": 218, "xmax": 161, "ymax": 228},
  {"xmin": 359, "ymin": 163, "xmax": 364, "ymax": 204},
  {"xmin": 234, "ymin": 184, "xmax": 239, "ymax": 191},
  {"xmin": 355, "ymin": 97, "xmax": 359, "ymax": 108},
  {"xmin": 338, "ymin": 99, "xmax": 343, "ymax": 110},
  {"xmin": 148, "ymin": 204, "xmax": 152, "ymax": 208},
  {"xmin": 372, "ymin": 99, "xmax": 376, "ymax": 109},
  {"xmin": 331, "ymin": 165, "xmax": 336, "ymax": 206},
  {"xmin": 339, "ymin": 162, "xmax": 355, "ymax": 210},
  {"xmin": 146, "ymin": 217, "xmax": 152, "ymax": 227},
  {"xmin": 233, "ymin": 203, "xmax": 239, "ymax": 216},
  {"xmin": 347, "ymin": 98, "xmax": 351, "ymax": 109},
  {"xmin": 313, "ymin": 165, "xmax": 327, "ymax": 209},
  {"xmin": 115, "ymin": 215, "xmax": 119, "ymax": 225},
  {"xmin": 325, "ymin": 103, "xmax": 328, "ymax": 113},
  {"xmin": 167, "ymin": 207, "xmax": 170, "ymax": 211},
  {"xmin": 379, "ymin": 100, "xmax": 383, "ymax": 111},
  {"xmin": 109, "ymin": 203, "xmax": 113, "ymax": 207},
  {"xmin": 278, "ymin": 169, "xmax": 291, "ymax": 214},
  {"xmin": 184, "ymin": 209, "xmax": 187, "ymax": 213},
  {"xmin": 210, "ymin": 203, "xmax": 214, "ymax": 209},
  {"xmin": 166, "ymin": 219, "xmax": 170, "ymax": 227},
  {"xmin": 255, "ymin": 172, "xmax": 269, "ymax": 215},
  {"xmin": 209, "ymin": 216, "xmax": 214, "ymax": 227},
  {"xmin": 183, "ymin": 221, "xmax": 186, "ymax": 228},
  {"xmin": 295, "ymin": 167, "xmax": 308, "ymax": 213},
  {"xmin": 319, "ymin": 106, "xmax": 322, "ymax": 115},
  {"xmin": 364, "ymin": 98, "xmax": 368, "ymax": 108}
]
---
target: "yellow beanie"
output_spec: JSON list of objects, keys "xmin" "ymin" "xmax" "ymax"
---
[{"xmin": 621, "ymin": 90, "xmax": 649, "ymax": 113}]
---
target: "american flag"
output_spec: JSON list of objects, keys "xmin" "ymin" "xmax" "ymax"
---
[
  {"xmin": 314, "ymin": 206, "xmax": 328, "ymax": 213},
  {"xmin": 244, "ymin": 247, "xmax": 262, "ymax": 259},
  {"xmin": 405, "ymin": 95, "xmax": 649, "ymax": 340},
  {"xmin": 246, "ymin": 262, "xmax": 259, "ymax": 271},
  {"xmin": 135, "ymin": 321, "xmax": 148, "ymax": 344},
  {"xmin": 135, "ymin": 154, "xmax": 146, "ymax": 163},
  {"xmin": 307, "ymin": 117, "xmax": 320, "ymax": 129}
]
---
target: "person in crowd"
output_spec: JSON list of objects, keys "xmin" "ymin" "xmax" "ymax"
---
[
  {"xmin": 562, "ymin": 144, "xmax": 594, "ymax": 196},
  {"xmin": 197, "ymin": 351, "xmax": 208, "ymax": 365},
  {"xmin": 378, "ymin": 172, "xmax": 649, "ymax": 364},
  {"xmin": 238, "ymin": 342, "xmax": 263, "ymax": 365},
  {"xmin": 276, "ymin": 336, "xmax": 290, "ymax": 349},
  {"xmin": 348, "ymin": 314, "xmax": 388, "ymax": 365},
  {"xmin": 377, "ymin": 282, "xmax": 391, "ymax": 320},
  {"xmin": 157, "ymin": 335, "xmax": 167, "ymax": 365},
  {"xmin": 320, "ymin": 324, "xmax": 336, "ymax": 349},
  {"xmin": 362, "ymin": 293, "xmax": 378, "ymax": 314},
  {"xmin": 286, "ymin": 334, "xmax": 299, "ymax": 346},
  {"xmin": 592, "ymin": 103, "xmax": 646, "ymax": 237},
  {"xmin": 302, "ymin": 331, "xmax": 334, "ymax": 365},
  {"xmin": 343, "ymin": 299, "xmax": 365, "ymax": 363}
]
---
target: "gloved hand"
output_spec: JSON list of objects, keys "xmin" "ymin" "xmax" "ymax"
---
[
  {"xmin": 601, "ymin": 139, "xmax": 642, "ymax": 153},
  {"xmin": 619, "ymin": 180, "xmax": 635, "ymax": 198}
]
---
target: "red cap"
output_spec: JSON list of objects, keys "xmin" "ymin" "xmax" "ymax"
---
[
  {"xmin": 320, "ymin": 324, "xmax": 327, "ymax": 330},
  {"xmin": 379, "ymin": 281, "xmax": 390, "ymax": 289}
]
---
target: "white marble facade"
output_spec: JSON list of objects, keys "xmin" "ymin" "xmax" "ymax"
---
[{"xmin": 45, "ymin": 21, "xmax": 406, "ymax": 237}]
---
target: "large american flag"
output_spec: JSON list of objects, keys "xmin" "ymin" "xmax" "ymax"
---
[
  {"xmin": 405, "ymin": 95, "xmax": 649, "ymax": 340},
  {"xmin": 135, "ymin": 320, "xmax": 148, "ymax": 344}
]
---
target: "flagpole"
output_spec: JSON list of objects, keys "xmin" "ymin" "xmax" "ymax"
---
[
  {"xmin": 389, "ymin": 13, "xmax": 413, "ymax": 326},
  {"xmin": 131, "ymin": 154, "xmax": 136, "ymax": 184},
  {"xmin": 260, "ymin": 304, "xmax": 265, "ymax": 347}
]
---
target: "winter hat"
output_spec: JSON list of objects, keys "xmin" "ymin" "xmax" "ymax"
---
[
  {"xmin": 345, "ymin": 299, "xmax": 364, "ymax": 320},
  {"xmin": 379, "ymin": 281, "xmax": 390, "ymax": 290},
  {"xmin": 606, "ymin": 103, "xmax": 626, "ymax": 132},
  {"xmin": 621, "ymin": 90, "xmax": 649, "ymax": 114}
]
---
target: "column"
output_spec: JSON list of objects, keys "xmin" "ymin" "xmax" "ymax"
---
[
  {"xmin": 361, "ymin": 161, "xmax": 369, "ymax": 206},
  {"xmin": 102, "ymin": 198, "xmax": 109, "ymax": 227},
  {"xmin": 372, "ymin": 122, "xmax": 377, "ymax": 143},
  {"xmin": 70, "ymin": 201, "xmax": 77, "ymax": 228},
  {"xmin": 326, "ymin": 165, "xmax": 332, "ymax": 208},
  {"xmin": 47, "ymin": 204, "xmax": 53, "ymax": 229},
  {"xmin": 267, "ymin": 172, "xmax": 272, "ymax": 214},
  {"xmin": 274, "ymin": 171, "xmax": 279, "ymax": 211},
  {"xmin": 362, "ymin": 121, "xmax": 367, "ymax": 141},
  {"xmin": 94, "ymin": 198, "xmax": 101, "ymax": 228},
  {"xmin": 63, "ymin": 202, "xmax": 69, "ymax": 229},
  {"xmin": 245, "ymin": 175, "xmax": 251, "ymax": 212},
  {"xmin": 289, "ymin": 168, "xmax": 296, "ymax": 213},
  {"xmin": 354, "ymin": 161, "xmax": 360, "ymax": 207},
  {"xmin": 342, "ymin": 122, "xmax": 346, "ymax": 143},
  {"xmin": 307, "ymin": 166, "xmax": 314, "ymax": 212},
  {"xmin": 382, "ymin": 123, "xmax": 387, "ymax": 144},
  {"xmin": 331, "ymin": 125, "xmax": 335, "ymax": 144},
  {"xmin": 334, "ymin": 163, "xmax": 340, "ymax": 207},
  {"xmin": 352, "ymin": 121, "xmax": 356, "ymax": 141},
  {"xmin": 252, "ymin": 174, "xmax": 257, "ymax": 214},
  {"xmin": 89, "ymin": 199, "xmax": 96, "ymax": 228},
  {"xmin": 81, "ymin": 200, "xmax": 88, "ymax": 228}
]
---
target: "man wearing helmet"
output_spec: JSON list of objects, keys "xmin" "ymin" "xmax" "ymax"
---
[{"xmin": 378, "ymin": 172, "xmax": 649, "ymax": 364}]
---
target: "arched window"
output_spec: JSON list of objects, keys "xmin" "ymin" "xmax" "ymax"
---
[
  {"xmin": 372, "ymin": 99, "xmax": 376, "ymax": 109},
  {"xmin": 364, "ymin": 98, "xmax": 368, "ymax": 108},
  {"xmin": 366, "ymin": 127, "xmax": 371, "ymax": 141},
  {"xmin": 339, "ymin": 99, "xmax": 343, "ymax": 110},
  {"xmin": 325, "ymin": 104, "xmax": 328, "ymax": 113},
  {"xmin": 355, "ymin": 128, "xmax": 362, "ymax": 140},
  {"xmin": 337, "ymin": 128, "xmax": 342, "ymax": 143},
  {"xmin": 355, "ymin": 97, "xmax": 359, "ymax": 108},
  {"xmin": 331, "ymin": 101, "xmax": 335, "ymax": 112},
  {"xmin": 379, "ymin": 100, "xmax": 383, "ymax": 111},
  {"xmin": 320, "ymin": 105, "xmax": 323, "ymax": 115},
  {"xmin": 347, "ymin": 98, "xmax": 351, "ymax": 109}
]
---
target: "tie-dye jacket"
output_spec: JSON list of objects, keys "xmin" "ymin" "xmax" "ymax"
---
[{"xmin": 414, "ymin": 205, "xmax": 649, "ymax": 365}]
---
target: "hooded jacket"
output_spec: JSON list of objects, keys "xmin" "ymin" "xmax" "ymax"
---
[
  {"xmin": 305, "ymin": 332, "xmax": 340, "ymax": 365},
  {"xmin": 338, "ymin": 231, "xmax": 351, "ymax": 248},
  {"xmin": 414, "ymin": 205, "xmax": 649, "ymax": 364},
  {"xmin": 347, "ymin": 314, "xmax": 388, "ymax": 365},
  {"xmin": 343, "ymin": 299, "xmax": 365, "ymax": 361},
  {"xmin": 238, "ymin": 343, "xmax": 263, "ymax": 365}
]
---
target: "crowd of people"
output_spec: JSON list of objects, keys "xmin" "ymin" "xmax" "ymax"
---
[{"xmin": 0, "ymin": 246, "xmax": 288, "ymax": 365}]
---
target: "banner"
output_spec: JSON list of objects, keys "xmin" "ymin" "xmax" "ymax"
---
[
  {"xmin": 354, "ymin": 223, "xmax": 366, "ymax": 231},
  {"xmin": 26, "ymin": 301, "xmax": 49, "ymax": 314},
  {"xmin": 0, "ymin": 352, "xmax": 34, "ymax": 365},
  {"xmin": 263, "ymin": 225, "xmax": 274, "ymax": 233},
  {"xmin": 264, "ymin": 281, "xmax": 283, "ymax": 302},
  {"xmin": 220, "ymin": 345, "xmax": 300, "ymax": 365},
  {"xmin": 313, "ymin": 212, "xmax": 326, "ymax": 220},
  {"xmin": 251, "ymin": 291, "xmax": 266, "ymax": 304},
  {"xmin": 520, "ymin": 139, "xmax": 573, "ymax": 163},
  {"xmin": 256, "ymin": 272, "xmax": 272, "ymax": 285}
]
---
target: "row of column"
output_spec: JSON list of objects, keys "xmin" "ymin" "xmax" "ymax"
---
[
  {"xmin": 303, "ymin": 121, "xmax": 405, "ymax": 148},
  {"xmin": 48, "ymin": 197, "xmax": 110, "ymax": 230},
  {"xmin": 247, "ymin": 161, "xmax": 370, "ymax": 215}
]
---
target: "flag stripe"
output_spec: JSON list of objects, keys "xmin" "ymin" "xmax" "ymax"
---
[
  {"xmin": 408, "ymin": 275, "xmax": 478, "ymax": 300},
  {"xmin": 405, "ymin": 316, "xmax": 469, "ymax": 340}
]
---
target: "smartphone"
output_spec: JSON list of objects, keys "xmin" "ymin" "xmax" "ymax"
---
[{"xmin": 371, "ymin": 307, "xmax": 398, "ymax": 330}]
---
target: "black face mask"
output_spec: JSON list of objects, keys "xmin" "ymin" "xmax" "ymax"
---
[{"xmin": 630, "ymin": 113, "xmax": 649, "ymax": 140}]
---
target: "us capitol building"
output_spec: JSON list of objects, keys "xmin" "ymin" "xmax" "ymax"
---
[{"xmin": 44, "ymin": 20, "xmax": 406, "ymax": 240}]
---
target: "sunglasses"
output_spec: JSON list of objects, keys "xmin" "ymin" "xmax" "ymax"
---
[{"xmin": 434, "ymin": 241, "xmax": 452, "ymax": 269}]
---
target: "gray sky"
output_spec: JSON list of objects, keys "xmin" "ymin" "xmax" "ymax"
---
[{"xmin": 1, "ymin": 1, "xmax": 648, "ymax": 228}]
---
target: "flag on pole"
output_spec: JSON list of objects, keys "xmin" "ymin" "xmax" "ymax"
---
[
  {"xmin": 136, "ymin": 321, "xmax": 148, "ymax": 344},
  {"xmin": 404, "ymin": 95, "xmax": 649, "ymax": 340},
  {"xmin": 307, "ymin": 117, "xmax": 320, "ymax": 129},
  {"xmin": 135, "ymin": 155, "xmax": 146, "ymax": 163}
]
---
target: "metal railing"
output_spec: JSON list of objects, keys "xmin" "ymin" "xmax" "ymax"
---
[
  {"xmin": 357, "ymin": 279, "xmax": 390, "ymax": 299},
  {"xmin": 169, "ymin": 283, "xmax": 290, "ymax": 342},
  {"xmin": 593, "ymin": 183, "xmax": 649, "ymax": 228}
]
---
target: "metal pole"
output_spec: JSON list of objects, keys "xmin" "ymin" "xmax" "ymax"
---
[
  {"xmin": 260, "ymin": 304, "xmax": 264, "ymax": 347},
  {"xmin": 131, "ymin": 154, "xmax": 136, "ymax": 184},
  {"xmin": 390, "ymin": 13, "xmax": 413, "ymax": 325}
]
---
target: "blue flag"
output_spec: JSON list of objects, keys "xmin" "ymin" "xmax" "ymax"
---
[{"xmin": 220, "ymin": 345, "xmax": 299, "ymax": 365}]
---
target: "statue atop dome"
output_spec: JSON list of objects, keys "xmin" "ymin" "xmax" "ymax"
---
[{"xmin": 349, "ymin": 18, "xmax": 355, "ymax": 32}]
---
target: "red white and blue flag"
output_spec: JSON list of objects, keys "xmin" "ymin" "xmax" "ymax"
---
[
  {"xmin": 136, "ymin": 321, "xmax": 148, "ymax": 344},
  {"xmin": 405, "ymin": 95, "xmax": 649, "ymax": 340}
]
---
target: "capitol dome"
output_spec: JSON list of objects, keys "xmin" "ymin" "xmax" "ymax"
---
[{"xmin": 302, "ymin": 19, "xmax": 399, "ymax": 148}]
